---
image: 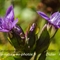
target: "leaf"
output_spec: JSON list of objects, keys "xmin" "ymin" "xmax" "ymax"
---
[
  {"xmin": 27, "ymin": 23, "xmax": 37, "ymax": 49},
  {"xmin": 36, "ymin": 24, "xmax": 50, "ymax": 54},
  {"xmin": 13, "ymin": 25, "xmax": 25, "ymax": 43},
  {"xmin": 8, "ymin": 31, "xmax": 21, "ymax": 50},
  {"xmin": 38, "ymin": 51, "xmax": 46, "ymax": 60},
  {"xmin": 8, "ymin": 25, "xmax": 25, "ymax": 50}
]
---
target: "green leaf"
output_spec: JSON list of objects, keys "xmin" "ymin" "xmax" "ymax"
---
[
  {"xmin": 38, "ymin": 51, "xmax": 46, "ymax": 60},
  {"xmin": 8, "ymin": 25, "xmax": 25, "ymax": 51},
  {"xmin": 27, "ymin": 23, "xmax": 37, "ymax": 49},
  {"xmin": 8, "ymin": 30, "xmax": 25, "ymax": 51},
  {"xmin": 8, "ymin": 31, "xmax": 21, "ymax": 50},
  {"xmin": 34, "ymin": 25, "xmax": 50, "ymax": 60}
]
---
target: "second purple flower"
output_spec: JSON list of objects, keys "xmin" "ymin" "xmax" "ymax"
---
[{"xmin": 37, "ymin": 11, "xmax": 60, "ymax": 28}]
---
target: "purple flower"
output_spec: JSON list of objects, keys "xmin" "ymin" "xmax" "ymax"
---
[
  {"xmin": 0, "ymin": 5, "xmax": 18, "ymax": 32},
  {"xmin": 37, "ymin": 11, "xmax": 60, "ymax": 28}
]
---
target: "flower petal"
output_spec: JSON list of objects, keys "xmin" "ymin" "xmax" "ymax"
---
[
  {"xmin": 0, "ymin": 29, "xmax": 9, "ymax": 32},
  {"xmin": 50, "ymin": 12, "xmax": 60, "ymax": 24},
  {"xmin": 54, "ymin": 19, "xmax": 60, "ymax": 28},
  {"xmin": 37, "ymin": 11, "xmax": 50, "ymax": 20},
  {"xmin": 6, "ymin": 5, "xmax": 14, "ymax": 21},
  {"xmin": 50, "ymin": 12, "xmax": 59, "ymax": 19},
  {"xmin": 0, "ymin": 18, "xmax": 3, "ymax": 26},
  {"xmin": 12, "ymin": 19, "xmax": 18, "ymax": 28},
  {"xmin": 49, "ymin": 12, "xmax": 60, "ymax": 28},
  {"xmin": 0, "ymin": 18, "xmax": 5, "ymax": 28}
]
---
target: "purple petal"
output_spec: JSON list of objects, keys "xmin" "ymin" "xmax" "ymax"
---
[
  {"xmin": 54, "ymin": 19, "xmax": 60, "ymax": 28},
  {"xmin": 0, "ymin": 18, "xmax": 5, "ymax": 28},
  {"xmin": 2, "ymin": 18, "xmax": 12, "ymax": 30},
  {"xmin": 0, "ymin": 18, "xmax": 3, "ymax": 26},
  {"xmin": 0, "ymin": 29, "xmax": 9, "ymax": 32},
  {"xmin": 50, "ymin": 12, "xmax": 59, "ymax": 19},
  {"xmin": 12, "ymin": 19, "xmax": 18, "ymax": 28},
  {"xmin": 49, "ymin": 12, "xmax": 60, "ymax": 24},
  {"xmin": 0, "ymin": 27, "xmax": 2, "ymax": 29},
  {"xmin": 46, "ymin": 11, "xmax": 60, "ymax": 28},
  {"xmin": 6, "ymin": 5, "xmax": 13, "ymax": 16},
  {"xmin": 3, "ymin": 18, "xmax": 9, "ymax": 29},
  {"xmin": 37, "ymin": 11, "xmax": 50, "ymax": 20},
  {"xmin": 6, "ymin": 5, "xmax": 14, "ymax": 21}
]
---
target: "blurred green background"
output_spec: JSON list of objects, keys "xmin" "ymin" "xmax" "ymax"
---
[{"xmin": 0, "ymin": 0, "xmax": 60, "ymax": 60}]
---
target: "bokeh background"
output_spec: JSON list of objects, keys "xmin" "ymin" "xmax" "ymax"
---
[{"xmin": 0, "ymin": 0, "xmax": 60, "ymax": 60}]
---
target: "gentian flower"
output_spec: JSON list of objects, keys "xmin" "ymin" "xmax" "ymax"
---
[
  {"xmin": 37, "ymin": 11, "xmax": 60, "ymax": 28},
  {"xmin": 0, "ymin": 5, "xmax": 18, "ymax": 32}
]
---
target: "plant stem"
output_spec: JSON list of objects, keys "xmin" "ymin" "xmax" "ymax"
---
[{"xmin": 51, "ymin": 29, "xmax": 58, "ymax": 39}]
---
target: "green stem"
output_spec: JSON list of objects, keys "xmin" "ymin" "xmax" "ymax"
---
[
  {"xmin": 51, "ymin": 29, "xmax": 58, "ymax": 39},
  {"xmin": 38, "ymin": 51, "xmax": 46, "ymax": 60}
]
